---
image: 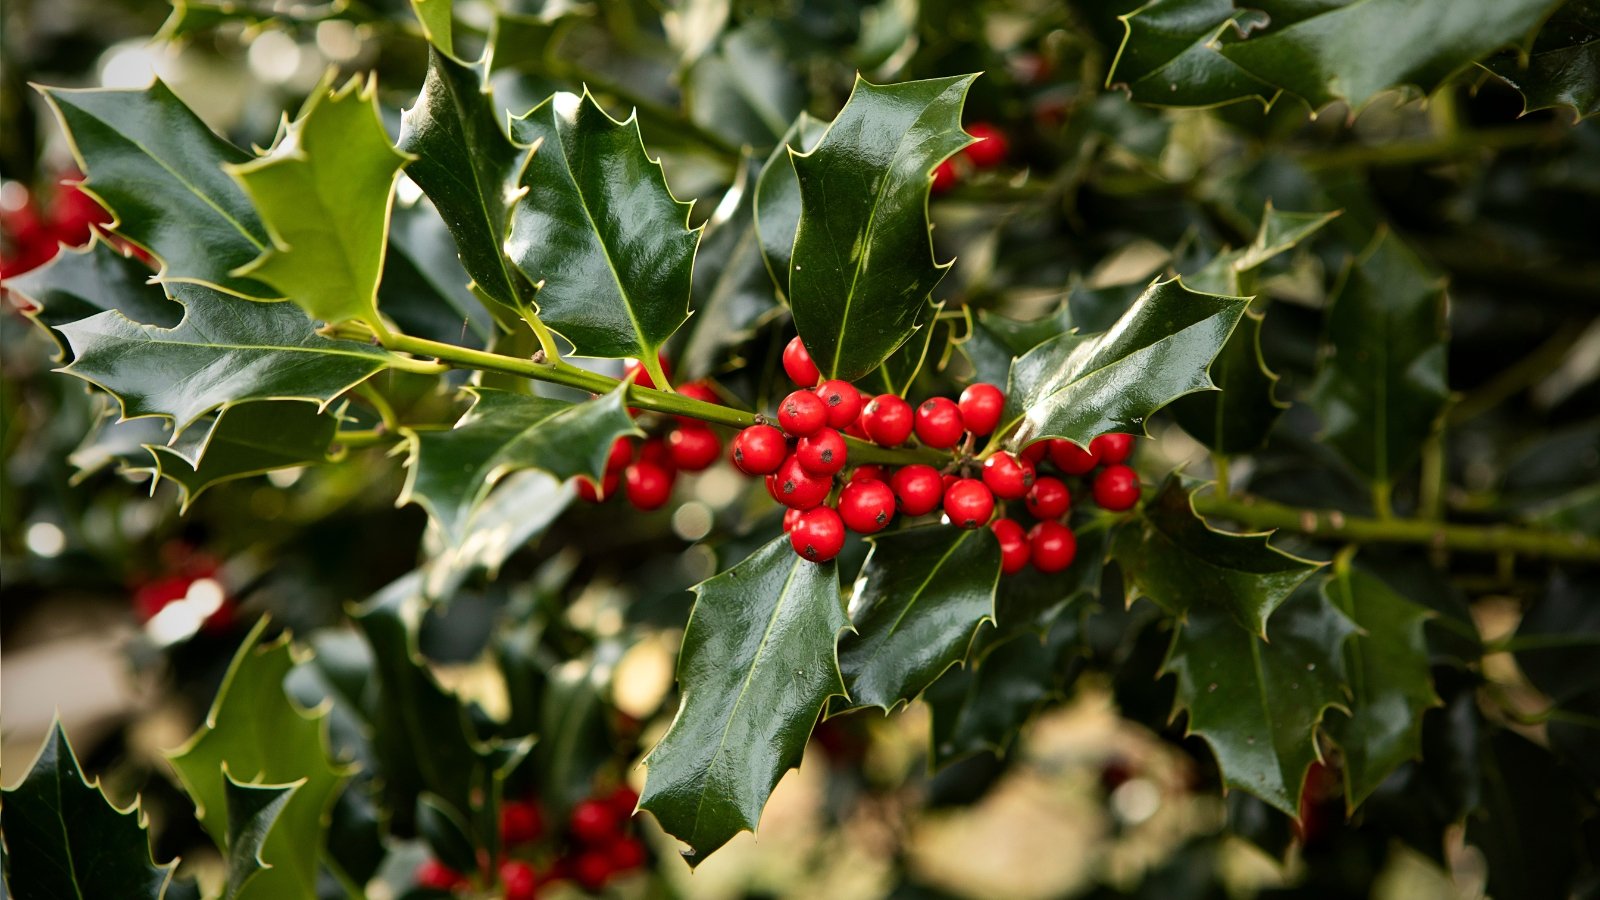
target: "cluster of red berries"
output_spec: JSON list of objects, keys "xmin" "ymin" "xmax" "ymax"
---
[
  {"xmin": 575, "ymin": 358, "xmax": 725, "ymax": 509},
  {"xmin": 416, "ymin": 785, "xmax": 644, "ymax": 898},
  {"xmin": 0, "ymin": 171, "xmax": 116, "ymax": 279},
  {"xmin": 931, "ymin": 121, "xmax": 1008, "ymax": 194}
]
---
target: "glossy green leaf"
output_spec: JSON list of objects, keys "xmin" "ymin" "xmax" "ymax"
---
[
  {"xmin": 10, "ymin": 236, "xmax": 178, "ymax": 359},
  {"xmin": 960, "ymin": 305, "xmax": 1075, "ymax": 390},
  {"xmin": 1163, "ymin": 585, "xmax": 1353, "ymax": 816},
  {"xmin": 141, "ymin": 400, "xmax": 340, "ymax": 511},
  {"xmin": 219, "ymin": 778, "xmax": 296, "ymax": 900},
  {"xmin": 229, "ymin": 75, "xmax": 410, "ymax": 328},
  {"xmin": 1309, "ymin": 231, "xmax": 1449, "ymax": 487},
  {"xmin": 999, "ymin": 278, "xmax": 1247, "ymax": 451},
  {"xmin": 1168, "ymin": 310, "xmax": 1286, "ymax": 454},
  {"xmin": 1322, "ymin": 563, "xmax": 1439, "ymax": 809},
  {"xmin": 57, "ymin": 285, "xmax": 392, "ymax": 436},
  {"xmin": 507, "ymin": 90, "xmax": 698, "ymax": 362},
  {"xmin": 410, "ymin": 0, "xmax": 453, "ymax": 52},
  {"xmin": 1185, "ymin": 203, "xmax": 1341, "ymax": 296},
  {"xmin": 789, "ymin": 74, "xmax": 976, "ymax": 381},
  {"xmin": 640, "ymin": 536, "xmax": 849, "ymax": 864},
  {"xmin": 873, "ymin": 300, "xmax": 940, "ymax": 396},
  {"xmin": 532, "ymin": 648, "xmax": 614, "ymax": 816},
  {"xmin": 1485, "ymin": 39, "xmax": 1600, "ymax": 121},
  {"xmin": 1109, "ymin": 0, "xmax": 1275, "ymax": 107},
  {"xmin": 401, "ymin": 383, "xmax": 639, "ymax": 541},
  {"xmin": 382, "ymin": 199, "xmax": 498, "ymax": 346},
  {"xmin": 678, "ymin": 153, "xmax": 782, "ymax": 379},
  {"xmin": 686, "ymin": 24, "xmax": 804, "ymax": 149},
  {"xmin": 992, "ymin": 528, "xmax": 1106, "ymax": 642},
  {"xmin": 398, "ymin": 47, "xmax": 533, "ymax": 313},
  {"xmin": 40, "ymin": 81, "xmax": 274, "ymax": 299},
  {"xmin": 753, "ymin": 112, "xmax": 829, "ymax": 299},
  {"xmin": 838, "ymin": 525, "xmax": 1002, "ymax": 711},
  {"xmin": 168, "ymin": 621, "xmax": 347, "ymax": 900},
  {"xmin": 1112, "ymin": 478, "xmax": 1323, "ymax": 635},
  {"xmin": 1, "ymin": 721, "xmax": 175, "ymax": 900}
]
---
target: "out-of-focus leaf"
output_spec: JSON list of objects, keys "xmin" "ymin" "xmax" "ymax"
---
[
  {"xmin": 1109, "ymin": 0, "xmax": 1275, "ymax": 107},
  {"xmin": 1185, "ymin": 203, "xmax": 1340, "ymax": 295},
  {"xmin": 140, "ymin": 400, "xmax": 339, "ymax": 511},
  {"xmin": 10, "ymin": 237, "xmax": 177, "ymax": 359},
  {"xmin": 1468, "ymin": 732, "xmax": 1583, "ymax": 900},
  {"xmin": 686, "ymin": 24, "xmax": 803, "ymax": 149},
  {"xmin": 1483, "ymin": 0, "xmax": 1600, "ymax": 122},
  {"xmin": 533, "ymin": 645, "xmax": 618, "ymax": 815},
  {"xmin": 1169, "ymin": 310, "xmax": 1286, "ymax": 454},
  {"xmin": 410, "ymin": 0, "xmax": 453, "ymax": 52},
  {"xmin": 1515, "ymin": 570, "xmax": 1600, "ymax": 786},
  {"xmin": 960, "ymin": 305, "xmax": 1075, "ymax": 389},
  {"xmin": 382, "ymin": 200, "xmax": 498, "ymax": 347},
  {"xmin": 424, "ymin": 471, "xmax": 574, "ymax": 598},
  {"xmin": 753, "ymin": 112, "xmax": 829, "ymax": 299},
  {"xmin": 678, "ymin": 153, "xmax": 781, "ymax": 379}
]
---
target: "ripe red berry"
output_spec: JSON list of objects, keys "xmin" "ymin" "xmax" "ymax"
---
[
  {"xmin": 783, "ymin": 507, "xmax": 804, "ymax": 532},
  {"xmin": 838, "ymin": 480, "xmax": 896, "ymax": 534},
  {"xmin": 570, "ymin": 798, "xmax": 619, "ymax": 844},
  {"xmin": 638, "ymin": 437, "xmax": 674, "ymax": 473},
  {"xmin": 981, "ymin": 452, "xmax": 1035, "ymax": 500},
  {"xmin": 1025, "ymin": 476, "xmax": 1071, "ymax": 519},
  {"xmin": 1020, "ymin": 441, "xmax": 1049, "ymax": 464},
  {"xmin": 1093, "ymin": 464, "xmax": 1141, "ymax": 511},
  {"xmin": 914, "ymin": 397, "xmax": 965, "ymax": 449},
  {"xmin": 796, "ymin": 427, "xmax": 847, "ymax": 477},
  {"xmin": 605, "ymin": 436, "xmax": 634, "ymax": 473},
  {"xmin": 500, "ymin": 859, "xmax": 537, "ymax": 900},
  {"xmin": 992, "ymin": 518, "xmax": 1030, "ymax": 575},
  {"xmin": 1029, "ymin": 521, "xmax": 1077, "ymax": 572},
  {"xmin": 850, "ymin": 465, "xmax": 885, "ymax": 483},
  {"xmin": 416, "ymin": 859, "xmax": 466, "ymax": 890},
  {"xmin": 772, "ymin": 455, "xmax": 832, "ymax": 509},
  {"xmin": 931, "ymin": 158, "xmax": 958, "ymax": 194},
  {"xmin": 815, "ymin": 380, "xmax": 862, "ymax": 429},
  {"xmin": 572, "ymin": 849, "xmax": 612, "ymax": 892},
  {"xmin": 731, "ymin": 424, "xmax": 786, "ymax": 475},
  {"xmin": 575, "ymin": 472, "xmax": 618, "ymax": 504},
  {"xmin": 1091, "ymin": 432, "xmax": 1134, "ymax": 465},
  {"xmin": 607, "ymin": 835, "xmax": 647, "ymax": 871},
  {"xmin": 890, "ymin": 464, "xmax": 944, "ymax": 516},
  {"xmin": 844, "ymin": 417, "xmax": 871, "ymax": 440},
  {"xmin": 782, "ymin": 336, "xmax": 820, "ymax": 386},
  {"xmin": 862, "ymin": 394, "xmax": 914, "ymax": 446},
  {"xmin": 964, "ymin": 122, "xmax": 1009, "ymax": 168},
  {"xmin": 606, "ymin": 785, "xmax": 639, "ymax": 818},
  {"xmin": 778, "ymin": 389, "xmax": 829, "ymax": 437},
  {"xmin": 1049, "ymin": 438, "xmax": 1099, "ymax": 475},
  {"xmin": 790, "ymin": 506, "xmax": 846, "ymax": 561},
  {"xmin": 624, "ymin": 462, "xmax": 673, "ymax": 511},
  {"xmin": 667, "ymin": 424, "xmax": 721, "ymax": 472},
  {"xmin": 958, "ymin": 383, "xmax": 1005, "ymax": 436},
  {"xmin": 944, "ymin": 478, "xmax": 995, "ymax": 528},
  {"xmin": 501, "ymin": 799, "xmax": 544, "ymax": 846}
]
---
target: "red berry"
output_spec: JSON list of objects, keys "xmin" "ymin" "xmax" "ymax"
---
[
  {"xmin": 958, "ymin": 383, "xmax": 1005, "ymax": 436},
  {"xmin": 772, "ymin": 455, "xmax": 832, "ymax": 509},
  {"xmin": 844, "ymin": 417, "xmax": 871, "ymax": 440},
  {"xmin": 1025, "ymin": 476, "xmax": 1071, "ymax": 519},
  {"xmin": 778, "ymin": 389, "xmax": 829, "ymax": 437},
  {"xmin": 606, "ymin": 785, "xmax": 639, "ymax": 818},
  {"xmin": 1091, "ymin": 432, "xmax": 1134, "ymax": 465},
  {"xmin": 862, "ymin": 394, "xmax": 914, "ymax": 447},
  {"xmin": 571, "ymin": 849, "xmax": 611, "ymax": 892},
  {"xmin": 790, "ymin": 506, "xmax": 846, "ymax": 562},
  {"xmin": 607, "ymin": 836, "xmax": 647, "ymax": 871},
  {"xmin": 838, "ymin": 480, "xmax": 896, "ymax": 534},
  {"xmin": 501, "ymin": 799, "xmax": 544, "ymax": 846},
  {"xmin": 605, "ymin": 436, "xmax": 634, "ymax": 473},
  {"xmin": 963, "ymin": 122, "xmax": 1009, "ymax": 168},
  {"xmin": 417, "ymin": 859, "xmax": 466, "ymax": 890},
  {"xmin": 1049, "ymin": 438, "xmax": 1099, "ymax": 475},
  {"xmin": 570, "ymin": 799, "xmax": 618, "ymax": 844},
  {"xmin": 1029, "ymin": 520, "xmax": 1077, "ymax": 572},
  {"xmin": 796, "ymin": 427, "xmax": 847, "ymax": 477},
  {"xmin": 731, "ymin": 424, "xmax": 786, "ymax": 475},
  {"xmin": 850, "ymin": 465, "xmax": 885, "ymax": 483},
  {"xmin": 980, "ymin": 452, "xmax": 1035, "ymax": 500},
  {"xmin": 783, "ymin": 507, "xmax": 804, "ymax": 532},
  {"xmin": 815, "ymin": 380, "xmax": 862, "ymax": 430},
  {"xmin": 638, "ymin": 437, "xmax": 674, "ymax": 473},
  {"xmin": 931, "ymin": 158, "xmax": 958, "ymax": 194},
  {"xmin": 1020, "ymin": 441, "xmax": 1049, "ymax": 464},
  {"xmin": 944, "ymin": 478, "xmax": 995, "ymax": 529},
  {"xmin": 623, "ymin": 462, "xmax": 673, "ymax": 511},
  {"xmin": 667, "ymin": 424, "xmax": 721, "ymax": 472},
  {"xmin": 991, "ymin": 518, "xmax": 1030, "ymax": 575},
  {"xmin": 782, "ymin": 336, "xmax": 820, "ymax": 386},
  {"xmin": 890, "ymin": 464, "xmax": 944, "ymax": 516},
  {"xmin": 1093, "ymin": 464, "xmax": 1141, "ymax": 511},
  {"xmin": 575, "ymin": 472, "xmax": 618, "ymax": 504},
  {"xmin": 914, "ymin": 397, "xmax": 965, "ymax": 449},
  {"xmin": 500, "ymin": 859, "xmax": 538, "ymax": 900}
]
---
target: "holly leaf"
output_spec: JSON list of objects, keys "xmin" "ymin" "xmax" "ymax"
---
[
  {"xmin": 228, "ymin": 75, "xmax": 410, "ymax": 328},
  {"xmin": 1109, "ymin": 0, "xmax": 1276, "ymax": 107},
  {"xmin": 1112, "ymin": 478, "xmax": 1323, "ymax": 635},
  {"xmin": 410, "ymin": 0, "xmax": 453, "ymax": 52},
  {"xmin": 9, "ymin": 236, "xmax": 178, "ymax": 359},
  {"xmin": 531, "ymin": 649, "xmax": 614, "ymax": 816},
  {"xmin": 1309, "ymin": 230, "xmax": 1449, "ymax": 488},
  {"xmin": 401, "ymin": 383, "xmax": 639, "ymax": 542},
  {"xmin": 1185, "ymin": 203, "xmax": 1341, "ymax": 296},
  {"xmin": 219, "ymin": 778, "xmax": 296, "ymax": 900},
  {"xmin": 960, "ymin": 305, "xmax": 1075, "ymax": 389},
  {"xmin": 507, "ymin": 90, "xmax": 698, "ymax": 365},
  {"xmin": 788, "ymin": 74, "xmax": 977, "ymax": 382},
  {"xmin": 168, "ymin": 620, "xmax": 348, "ymax": 900},
  {"xmin": 999, "ymin": 278, "xmax": 1247, "ymax": 452},
  {"xmin": 685, "ymin": 23, "xmax": 804, "ymax": 150},
  {"xmin": 1168, "ymin": 310, "xmax": 1286, "ymax": 454},
  {"xmin": 753, "ymin": 112, "xmax": 829, "ymax": 299},
  {"xmin": 873, "ymin": 300, "xmax": 941, "ymax": 396},
  {"xmin": 1163, "ymin": 585, "xmax": 1354, "ymax": 816},
  {"xmin": 640, "ymin": 536, "xmax": 849, "ymax": 864},
  {"xmin": 398, "ymin": 47, "xmax": 533, "ymax": 314},
  {"xmin": 140, "ymin": 400, "xmax": 341, "ymax": 511},
  {"xmin": 1322, "ymin": 563, "xmax": 1440, "ymax": 810},
  {"xmin": 56, "ymin": 284, "xmax": 393, "ymax": 436},
  {"xmin": 383, "ymin": 199, "xmax": 498, "ymax": 347},
  {"xmin": 1, "ymin": 721, "xmax": 176, "ymax": 900},
  {"xmin": 1483, "ymin": 5, "xmax": 1600, "ymax": 122},
  {"xmin": 837, "ymin": 525, "xmax": 1002, "ymax": 711},
  {"xmin": 423, "ymin": 471, "xmax": 574, "ymax": 598},
  {"xmin": 1514, "ymin": 570, "xmax": 1600, "ymax": 786},
  {"xmin": 39, "ymin": 81, "xmax": 275, "ymax": 299}
]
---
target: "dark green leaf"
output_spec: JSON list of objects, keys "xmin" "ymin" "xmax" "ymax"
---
[
  {"xmin": 220, "ymin": 778, "xmax": 296, "ymax": 900},
  {"xmin": 992, "ymin": 528, "xmax": 1106, "ymax": 641},
  {"xmin": 1112, "ymin": 478, "xmax": 1323, "ymax": 635},
  {"xmin": 1515, "ymin": 570, "xmax": 1600, "ymax": 785},
  {"xmin": 415, "ymin": 793, "xmax": 476, "ymax": 875},
  {"xmin": 640, "ymin": 536, "xmax": 848, "ymax": 864},
  {"xmin": 10, "ymin": 236, "xmax": 178, "ymax": 359},
  {"xmin": 1163, "ymin": 585, "xmax": 1353, "ymax": 816},
  {"xmin": 401, "ymin": 383, "xmax": 639, "ymax": 541},
  {"xmin": 1468, "ymin": 732, "xmax": 1584, "ymax": 900},
  {"xmin": 1322, "ymin": 563, "xmax": 1439, "ymax": 809},
  {"xmin": 40, "ymin": 81, "xmax": 274, "ymax": 299},
  {"xmin": 532, "ymin": 648, "xmax": 614, "ymax": 816},
  {"xmin": 423, "ymin": 471, "xmax": 573, "ymax": 598},
  {"xmin": 382, "ymin": 199, "xmax": 499, "ymax": 346},
  {"xmin": 959, "ymin": 305, "xmax": 1074, "ymax": 390},
  {"xmin": 753, "ymin": 112, "xmax": 829, "ymax": 299},
  {"xmin": 1484, "ymin": 24, "xmax": 1600, "ymax": 121},
  {"xmin": 873, "ymin": 300, "xmax": 940, "ymax": 395},
  {"xmin": 1065, "ymin": 281, "xmax": 1145, "ymax": 333},
  {"xmin": 999, "ymin": 278, "xmax": 1247, "ymax": 451},
  {"xmin": 789, "ymin": 74, "xmax": 976, "ymax": 381},
  {"xmin": 685, "ymin": 24, "xmax": 804, "ymax": 149},
  {"xmin": 1168, "ymin": 310, "xmax": 1286, "ymax": 454},
  {"xmin": 141, "ymin": 400, "xmax": 340, "ymax": 511},
  {"xmin": 1, "ymin": 721, "xmax": 175, "ymax": 900},
  {"xmin": 507, "ymin": 91, "xmax": 698, "ymax": 362},
  {"xmin": 1309, "ymin": 231, "xmax": 1449, "ymax": 487},
  {"xmin": 1185, "ymin": 203, "xmax": 1340, "ymax": 296},
  {"xmin": 1109, "ymin": 0, "xmax": 1275, "ymax": 107}
]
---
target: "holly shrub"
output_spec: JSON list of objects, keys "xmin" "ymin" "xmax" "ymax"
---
[{"xmin": 3, "ymin": 0, "xmax": 1599, "ymax": 897}]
